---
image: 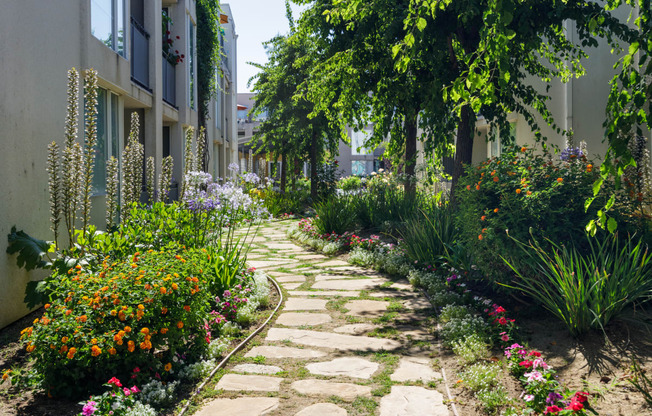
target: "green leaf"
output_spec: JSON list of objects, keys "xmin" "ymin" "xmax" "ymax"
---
[
  {"xmin": 6, "ymin": 226, "xmax": 52, "ymax": 271},
  {"xmin": 24, "ymin": 280, "xmax": 48, "ymax": 309},
  {"xmin": 607, "ymin": 217, "xmax": 617, "ymax": 234},
  {"xmin": 505, "ymin": 29, "xmax": 516, "ymax": 39},
  {"xmin": 416, "ymin": 17, "xmax": 427, "ymax": 32},
  {"xmin": 605, "ymin": 194, "xmax": 615, "ymax": 211},
  {"xmin": 584, "ymin": 196, "xmax": 596, "ymax": 212},
  {"xmin": 405, "ymin": 33, "xmax": 415, "ymax": 47},
  {"xmin": 503, "ymin": 12, "xmax": 513, "ymax": 25},
  {"xmin": 592, "ymin": 177, "xmax": 603, "ymax": 196},
  {"xmin": 586, "ymin": 219, "xmax": 597, "ymax": 236}
]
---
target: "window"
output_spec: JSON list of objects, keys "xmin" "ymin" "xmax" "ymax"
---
[
  {"xmin": 188, "ymin": 15, "xmax": 196, "ymax": 109},
  {"xmin": 351, "ymin": 129, "xmax": 372, "ymax": 155},
  {"xmin": 91, "ymin": 0, "xmax": 125, "ymax": 56},
  {"xmin": 488, "ymin": 122, "xmax": 515, "ymax": 158},
  {"xmin": 92, "ymin": 89, "xmax": 120, "ymax": 195},
  {"xmin": 215, "ymin": 76, "xmax": 222, "ymax": 130}
]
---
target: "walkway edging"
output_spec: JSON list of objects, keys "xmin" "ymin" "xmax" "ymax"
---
[{"xmin": 177, "ymin": 273, "xmax": 284, "ymax": 416}]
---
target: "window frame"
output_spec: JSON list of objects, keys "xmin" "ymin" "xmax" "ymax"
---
[{"xmin": 91, "ymin": 0, "xmax": 125, "ymax": 56}]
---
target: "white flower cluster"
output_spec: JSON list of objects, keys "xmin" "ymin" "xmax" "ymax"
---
[
  {"xmin": 235, "ymin": 271, "xmax": 270, "ymax": 326},
  {"xmin": 439, "ymin": 305, "xmax": 472, "ymax": 323},
  {"xmin": 139, "ymin": 379, "xmax": 179, "ymax": 407},
  {"xmin": 439, "ymin": 315, "xmax": 489, "ymax": 347},
  {"xmin": 323, "ymin": 242, "xmax": 344, "ymax": 255},
  {"xmin": 452, "ymin": 333, "xmax": 490, "ymax": 365},
  {"xmin": 459, "ymin": 363, "xmax": 501, "ymax": 393},
  {"xmin": 124, "ymin": 401, "xmax": 157, "ymax": 416},
  {"xmin": 177, "ymin": 359, "xmax": 216, "ymax": 380},
  {"xmin": 348, "ymin": 247, "xmax": 377, "ymax": 266}
]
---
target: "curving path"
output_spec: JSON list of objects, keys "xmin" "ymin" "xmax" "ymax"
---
[{"xmin": 194, "ymin": 220, "xmax": 451, "ymax": 416}]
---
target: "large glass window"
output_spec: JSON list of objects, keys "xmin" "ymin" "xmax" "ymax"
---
[
  {"xmin": 91, "ymin": 0, "xmax": 125, "ymax": 56},
  {"xmin": 351, "ymin": 129, "xmax": 372, "ymax": 155},
  {"xmin": 188, "ymin": 16, "xmax": 196, "ymax": 109},
  {"xmin": 92, "ymin": 89, "xmax": 120, "ymax": 195}
]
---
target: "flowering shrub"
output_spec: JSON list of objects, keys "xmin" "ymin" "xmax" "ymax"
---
[
  {"xmin": 20, "ymin": 248, "xmax": 219, "ymax": 397},
  {"xmin": 78, "ymin": 377, "xmax": 155, "ymax": 416},
  {"xmin": 349, "ymin": 234, "xmax": 382, "ymax": 251},
  {"xmin": 455, "ymin": 145, "xmax": 623, "ymax": 286}
]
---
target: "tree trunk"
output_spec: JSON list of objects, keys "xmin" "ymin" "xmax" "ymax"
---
[
  {"xmin": 404, "ymin": 110, "xmax": 418, "ymax": 195},
  {"xmin": 280, "ymin": 153, "xmax": 287, "ymax": 194},
  {"xmin": 292, "ymin": 158, "xmax": 300, "ymax": 191},
  {"xmin": 310, "ymin": 130, "xmax": 318, "ymax": 201},
  {"xmin": 451, "ymin": 104, "xmax": 475, "ymax": 204}
]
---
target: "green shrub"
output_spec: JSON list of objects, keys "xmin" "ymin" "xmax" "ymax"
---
[
  {"xmin": 20, "ymin": 248, "xmax": 221, "ymax": 398},
  {"xmin": 263, "ymin": 190, "xmax": 308, "ymax": 217},
  {"xmin": 455, "ymin": 145, "xmax": 637, "ymax": 286},
  {"xmin": 338, "ymin": 175, "xmax": 363, "ymax": 191},
  {"xmin": 502, "ymin": 233, "xmax": 652, "ymax": 336},
  {"xmin": 452, "ymin": 334, "xmax": 490, "ymax": 365},
  {"xmin": 313, "ymin": 195, "xmax": 358, "ymax": 235},
  {"xmin": 459, "ymin": 363, "xmax": 501, "ymax": 392},
  {"xmin": 440, "ymin": 315, "xmax": 489, "ymax": 347}
]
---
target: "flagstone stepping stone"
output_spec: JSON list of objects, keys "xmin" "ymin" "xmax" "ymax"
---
[
  {"xmin": 232, "ymin": 363, "xmax": 283, "ymax": 375},
  {"xmin": 246, "ymin": 254, "xmax": 267, "ymax": 259},
  {"xmin": 282, "ymin": 282, "xmax": 302, "ymax": 290},
  {"xmin": 344, "ymin": 299, "xmax": 390, "ymax": 318},
  {"xmin": 318, "ymin": 259, "xmax": 351, "ymax": 267},
  {"xmin": 248, "ymin": 259, "xmax": 294, "ymax": 268},
  {"xmin": 288, "ymin": 290, "xmax": 359, "ymax": 297},
  {"xmin": 216, "ymin": 374, "xmax": 281, "ymax": 392},
  {"xmin": 266, "ymin": 328, "xmax": 401, "ymax": 351},
  {"xmin": 306, "ymin": 357, "xmax": 379, "ymax": 379},
  {"xmin": 379, "ymin": 386, "xmax": 449, "ymax": 416},
  {"xmin": 245, "ymin": 345, "xmax": 327, "ymax": 359},
  {"xmin": 295, "ymin": 403, "xmax": 348, "ymax": 416},
  {"xmin": 284, "ymin": 298, "xmax": 328, "ymax": 311},
  {"xmin": 333, "ymin": 323, "xmax": 378, "ymax": 335},
  {"xmin": 264, "ymin": 243, "xmax": 299, "ymax": 250},
  {"xmin": 390, "ymin": 357, "xmax": 440, "ymax": 382},
  {"xmin": 275, "ymin": 275, "xmax": 306, "ymax": 283},
  {"xmin": 391, "ymin": 282, "xmax": 414, "ymax": 291},
  {"xmin": 314, "ymin": 274, "xmax": 358, "ymax": 281},
  {"xmin": 312, "ymin": 278, "xmax": 386, "ymax": 291},
  {"xmin": 277, "ymin": 312, "xmax": 332, "ymax": 326},
  {"xmin": 395, "ymin": 325, "xmax": 433, "ymax": 342},
  {"xmin": 195, "ymin": 397, "xmax": 279, "ymax": 416},
  {"xmin": 291, "ymin": 379, "xmax": 372, "ymax": 401},
  {"xmin": 293, "ymin": 254, "xmax": 329, "ymax": 261},
  {"xmin": 369, "ymin": 289, "xmax": 416, "ymax": 299},
  {"xmin": 402, "ymin": 297, "xmax": 432, "ymax": 310}
]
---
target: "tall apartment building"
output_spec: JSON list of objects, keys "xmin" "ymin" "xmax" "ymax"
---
[{"xmin": 0, "ymin": 0, "xmax": 238, "ymax": 329}]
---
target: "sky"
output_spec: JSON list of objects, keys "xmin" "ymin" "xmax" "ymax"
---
[{"xmin": 226, "ymin": 1, "xmax": 307, "ymax": 93}]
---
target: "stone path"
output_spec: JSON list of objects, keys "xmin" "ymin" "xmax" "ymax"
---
[{"xmin": 196, "ymin": 220, "xmax": 450, "ymax": 415}]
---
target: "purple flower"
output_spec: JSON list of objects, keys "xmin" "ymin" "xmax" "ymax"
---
[{"xmin": 547, "ymin": 391, "xmax": 564, "ymax": 405}]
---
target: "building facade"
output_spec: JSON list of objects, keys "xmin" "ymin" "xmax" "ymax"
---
[{"xmin": 0, "ymin": 0, "xmax": 238, "ymax": 329}]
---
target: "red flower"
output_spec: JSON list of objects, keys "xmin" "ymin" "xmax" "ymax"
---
[
  {"xmin": 544, "ymin": 405, "xmax": 563, "ymax": 414},
  {"xmin": 166, "ymin": 30, "xmax": 170, "ymax": 35},
  {"xmin": 566, "ymin": 399, "xmax": 584, "ymax": 411},
  {"xmin": 573, "ymin": 392, "xmax": 589, "ymax": 403},
  {"xmin": 176, "ymin": 35, "xmax": 180, "ymax": 39},
  {"xmin": 519, "ymin": 360, "xmax": 533, "ymax": 368},
  {"xmin": 528, "ymin": 351, "xmax": 541, "ymax": 357},
  {"xmin": 107, "ymin": 377, "xmax": 122, "ymax": 387},
  {"xmin": 497, "ymin": 317, "xmax": 507, "ymax": 325},
  {"xmin": 495, "ymin": 306, "xmax": 506, "ymax": 313}
]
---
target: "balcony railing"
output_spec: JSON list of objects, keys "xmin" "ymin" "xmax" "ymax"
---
[
  {"xmin": 130, "ymin": 18, "xmax": 150, "ymax": 89},
  {"xmin": 162, "ymin": 53, "xmax": 176, "ymax": 107}
]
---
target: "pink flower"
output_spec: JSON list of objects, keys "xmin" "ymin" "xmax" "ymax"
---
[
  {"xmin": 523, "ymin": 394, "xmax": 534, "ymax": 402},
  {"xmin": 123, "ymin": 387, "xmax": 131, "ymax": 396},
  {"xmin": 532, "ymin": 358, "xmax": 549, "ymax": 370},
  {"xmin": 524, "ymin": 371, "xmax": 545, "ymax": 383},
  {"xmin": 500, "ymin": 331, "xmax": 509, "ymax": 342},
  {"xmin": 82, "ymin": 401, "xmax": 98, "ymax": 415},
  {"xmin": 544, "ymin": 405, "xmax": 563, "ymax": 414},
  {"xmin": 130, "ymin": 385, "xmax": 141, "ymax": 393}
]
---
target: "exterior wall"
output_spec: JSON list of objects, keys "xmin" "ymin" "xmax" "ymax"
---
[{"xmin": 0, "ymin": 0, "xmax": 230, "ymax": 329}]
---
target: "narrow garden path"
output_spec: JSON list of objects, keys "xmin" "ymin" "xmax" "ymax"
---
[{"xmin": 193, "ymin": 220, "xmax": 452, "ymax": 416}]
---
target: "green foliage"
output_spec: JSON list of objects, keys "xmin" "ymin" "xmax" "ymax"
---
[
  {"xmin": 628, "ymin": 358, "xmax": 652, "ymax": 407},
  {"xmin": 313, "ymin": 195, "xmax": 357, "ymax": 235},
  {"xmin": 263, "ymin": 190, "xmax": 308, "ymax": 217},
  {"xmin": 501, "ymin": 233, "xmax": 652, "ymax": 336},
  {"xmin": 6, "ymin": 226, "xmax": 52, "ymax": 271},
  {"xmin": 458, "ymin": 363, "xmax": 501, "ymax": 393},
  {"xmin": 337, "ymin": 175, "xmax": 362, "ymax": 191},
  {"xmin": 452, "ymin": 334, "xmax": 490, "ymax": 366},
  {"xmin": 20, "ymin": 248, "xmax": 219, "ymax": 398},
  {"xmin": 454, "ymin": 146, "xmax": 635, "ymax": 286},
  {"xmin": 355, "ymin": 172, "xmax": 420, "ymax": 231},
  {"xmin": 196, "ymin": 0, "xmax": 222, "ymax": 128},
  {"xmin": 398, "ymin": 204, "xmax": 459, "ymax": 268}
]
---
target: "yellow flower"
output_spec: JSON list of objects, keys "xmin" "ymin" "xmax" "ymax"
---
[{"xmin": 164, "ymin": 362, "xmax": 172, "ymax": 372}]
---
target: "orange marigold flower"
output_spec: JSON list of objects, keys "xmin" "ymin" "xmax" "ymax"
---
[
  {"xmin": 171, "ymin": 283, "xmax": 178, "ymax": 290},
  {"xmin": 117, "ymin": 339, "xmax": 123, "ymax": 346},
  {"xmin": 160, "ymin": 328, "xmax": 168, "ymax": 335},
  {"xmin": 44, "ymin": 303, "xmax": 51, "ymax": 309},
  {"xmin": 59, "ymin": 345, "xmax": 68, "ymax": 354},
  {"xmin": 493, "ymin": 176, "xmax": 499, "ymax": 182},
  {"xmin": 516, "ymin": 188, "xmax": 522, "ymax": 194},
  {"xmin": 478, "ymin": 234, "xmax": 484, "ymax": 241},
  {"xmin": 110, "ymin": 309, "xmax": 117, "ymax": 316},
  {"xmin": 124, "ymin": 326, "xmax": 132, "ymax": 333},
  {"xmin": 164, "ymin": 362, "xmax": 172, "ymax": 372},
  {"xmin": 184, "ymin": 305, "xmax": 191, "ymax": 312},
  {"xmin": 493, "ymin": 208, "xmax": 499, "ymax": 213},
  {"xmin": 127, "ymin": 341, "xmax": 135, "ymax": 352},
  {"xmin": 160, "ymin": 287, "xmax": 167, "ymax": 294},
  {"xmin": 109, "ymin": 347, "xmax": 117, "ymax": 355},
  {"xmin": 67, "ymin": 347, "xmax": 77, "ymax": 359},
  {"xmin": 161, "ymin": 307, "xmax": 168, "ymax": 314},
  {"xmin": 490, "ymin": 170, "xmax": 496, "ymax": 176},
  {"xmin": 177, "ymin": 321, "xmax": 184, "ymax": 329},
  {"xmin": 78, "ymin": 315, "xmax": 87, "ymax": 323},
  {"xmin": 141, "ymin": 327, "xmax": 149, "ymax": 335},
  {"xmin": 521, "ymin": 146, "xmax": 527, "ymax": 152},
  {"xmin": 482, "ymin": 228, "xmax": 487, "ymax": 233},
  {"xmin": 75, "ymin": 264, "xmax": 82, "ymax": 270},
  {"xmin": 91, "ymin": 345, "xmax": 102, "ymax": 357},
  {"xmin": 481, "ymin": 216, "xmax": 486, "ymax": 221},
  {"xmin": 2, "ymin": 371, "xmax": 10, "ymax": 381},
  {"xmin": 138, "ymin": 304, "xmax": 145, "ymax": 310},
  {"xmin": 91, "ymin": 338, "xmax": 98, "ymax": 345},
  {"xmin": 527, "ymin": 191, "xmax": 532, "ymax": 196},
  {"xmin": 61, "ymin": 336, "xmax": 69, "ymax": 343},
  {"xmin": 466, "ymin": 185, "xmax": 471, "ymax": 191},
  {"xmin": 26, "ymin": 343, "xmax": 35, "ymax": 353},
  {"xmin": 476, "ymin": 185, "xmax": 480, "ymax": 190},
  {"xmin": 65, "ymin": 309, "xmax": 72, "ymax": 316},
  {"xmin": 557, "ymin": 177, "xmax": 563, "ymax": 183}
]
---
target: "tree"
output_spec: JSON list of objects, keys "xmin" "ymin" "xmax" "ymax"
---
[
  {"xmin": 297, "ymin": 0, "xmax": 633, "ymax": 200},
  {"xmin": 249, "ymin": 32, "xmax": 340, "ymax": 199}
]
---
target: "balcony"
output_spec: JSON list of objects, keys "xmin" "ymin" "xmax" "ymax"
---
[
  {"xmin": 162, "ymin": 53, "xmax": 176, "ymax": 107},
  {"xmin": 130, "ymin": 18, "xmax": 150, "ymax": 90}
]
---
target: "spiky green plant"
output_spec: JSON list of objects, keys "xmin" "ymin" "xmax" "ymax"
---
[
  {"xmin": 80, "ymin": 69, "xmax": 98, "ymax": 247},
  {"xmin": 158, "ymin": 155, "xmax": 174, "ymax": 203},
  {"xmin": 62, "ymin": 68, "xmax": 81, "ymax": 248},
  {"xmin": 197, "ymin": 126, "xmax": 206, "ymax": 172},
  {"xmin": 46, "ymin": 141, "xmax": 61, "ymax": 249},
  {"xmin": 181, "ymin": 126, "xmax": 195, "ymax": 198},
  {"xmin": 106, "ymin": 156, "xmax": 119, "ymax": 230},
  {"xmin": 146, "ymin": 156, "xmax": 155, "ymax": 204},
  {"xmin": 121, "ymin": 112, "xmax": 144, "ymax": 219}
]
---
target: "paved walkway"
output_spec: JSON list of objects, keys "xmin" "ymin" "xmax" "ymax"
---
[{"xmin": 195, "ymin": 220, "xmax": 451, "ymax": 416}]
